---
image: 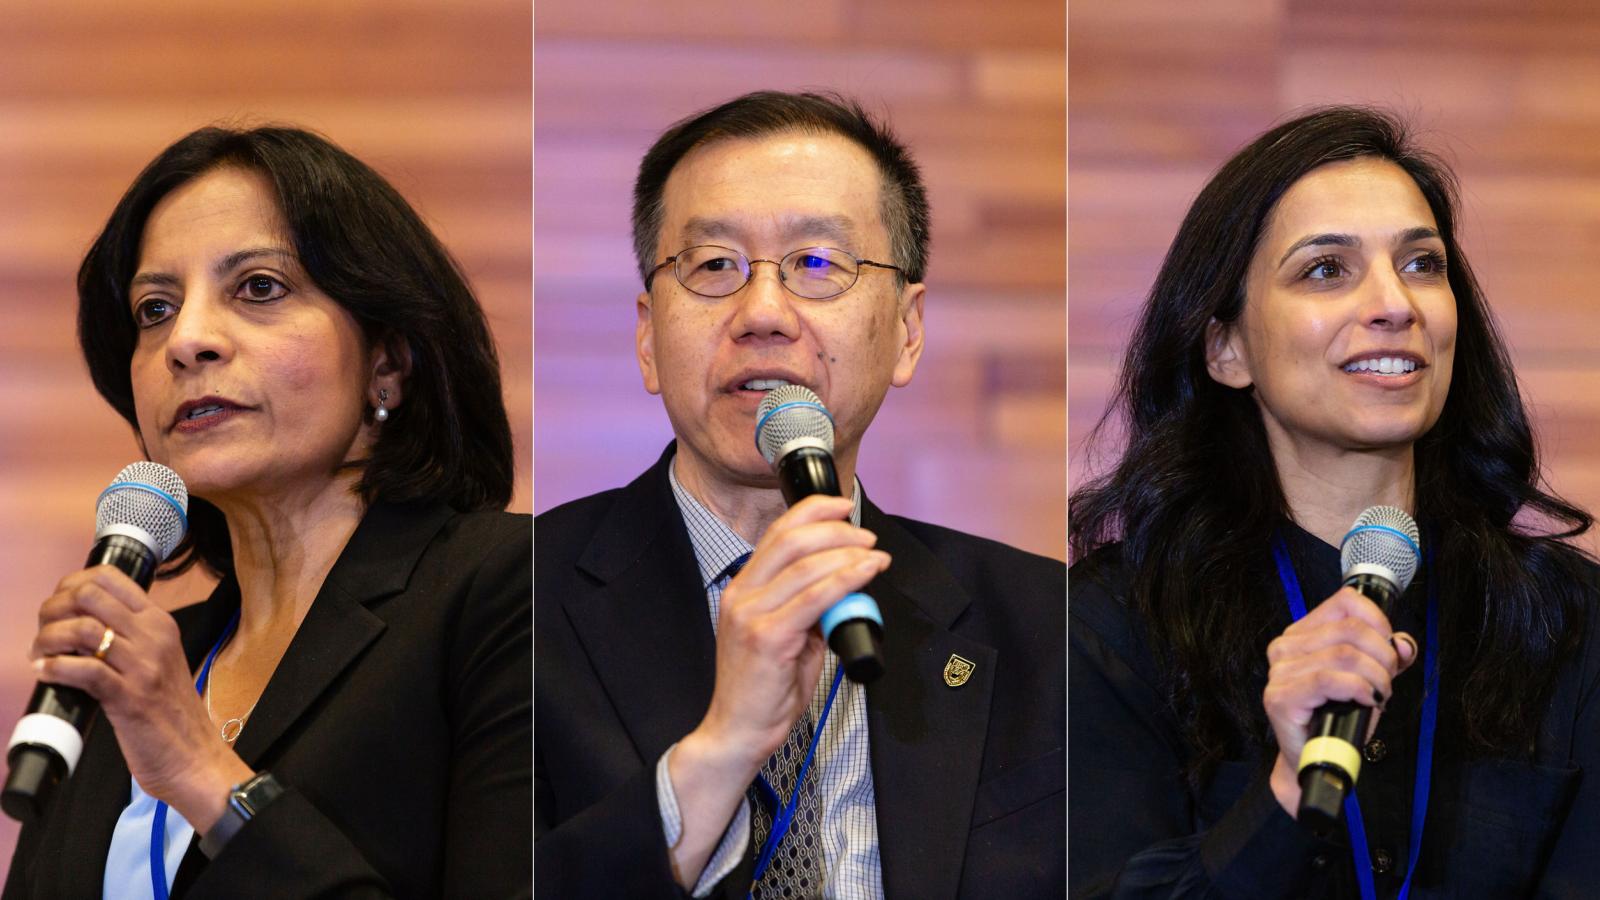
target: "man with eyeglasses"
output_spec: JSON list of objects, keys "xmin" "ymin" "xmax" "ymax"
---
[{"xmin": 535, "ymin": 91, "xmax": 1064, "ymax": 899}]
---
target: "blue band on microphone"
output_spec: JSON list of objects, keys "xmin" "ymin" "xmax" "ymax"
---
[
  {"xmin": 819, "ymin": 592, "xmax": 881, "ymax": 641},
  {"xmin": 1339, "ymin": 523, "xmax": 1421, "ymax": 565},
  {"xmin": 97, "ymin": 480, "xmax": 189, "ymax": 535},
  {"xmin": 753, "ymin": 400, "xmax": 834, "ymax": 453}
]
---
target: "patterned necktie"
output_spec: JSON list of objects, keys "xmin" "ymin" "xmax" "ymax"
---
[
  {"xmin": 720, "ymin": 553, "xmax": 825, "ymax": 898},
  {"xmin": 750, "ymin": 707, "xmax": 825, "ymax": 898}
]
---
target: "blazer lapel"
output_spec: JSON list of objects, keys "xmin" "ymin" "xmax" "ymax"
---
[
  {"xmin": 560, "ymin": 447, "xmax": 719, "ymax": 764},
  {"xmin": 862, "ymin": 501, "xmax": 995, "ymax": 899}
]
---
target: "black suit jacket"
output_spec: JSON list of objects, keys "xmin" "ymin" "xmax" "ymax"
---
[
  {"xmin": 534, "ymin": 446, "xmax": 1064, "ymax": 898},
  {"xmin": 4, "ymin": 501, "xmax": 532, "ymax": 899}
]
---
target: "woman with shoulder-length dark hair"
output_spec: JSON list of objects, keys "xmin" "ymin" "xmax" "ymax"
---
[
  {"xmin": 1069, "ymin": 106, "xmax": 1600, "ymax": 898},
  {"xmin": 3, "ymin": 126, "xmax": 528, "ymax": 898}
]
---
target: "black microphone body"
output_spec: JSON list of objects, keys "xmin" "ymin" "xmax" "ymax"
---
[
  {"xmin": 1297, "ymin": 568, "xmax": 1404, "ymax": 837},
  {"xmin": 771, "ymin": 444, "xmax": 885, "ymax": 683},
  {"xmin": 1, "ymin": 534, "xmax": 159, "ymax": 823}
]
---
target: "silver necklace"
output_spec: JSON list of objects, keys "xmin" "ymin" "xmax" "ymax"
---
[{"xmin": 205, "ymin": 662, "xmax": 260, "ymax": 744}]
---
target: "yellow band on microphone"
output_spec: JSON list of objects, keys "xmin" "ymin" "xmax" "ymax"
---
[{"xmin": 1298, "ymin": 736, "xmax": 1361, "ymax": 782}]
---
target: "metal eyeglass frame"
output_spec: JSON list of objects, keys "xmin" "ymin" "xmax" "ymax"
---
[{"xmin": 643, "ymin": 244, "xmax": 905, "ymax": 300}]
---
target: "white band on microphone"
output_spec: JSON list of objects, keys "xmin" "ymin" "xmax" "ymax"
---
[
  {"xmin": 93, "ymin": 522, "xmax": 160, "ymax": 554},
  {"xmin": 776, "ymin": 435, "xmax": 829, "ymax": 459},
  {"xmin": 7, "ymin": 714, "xmax": 84, "ymax": 775},
  {"xmin": 1343, "ymin": 562, "xmax": 1400, "ymax": 587}
]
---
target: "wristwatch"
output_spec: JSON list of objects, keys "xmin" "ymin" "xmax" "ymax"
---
[{"xmin": 199, "ymin": 771, "xmax": 285, "ymax": 858}]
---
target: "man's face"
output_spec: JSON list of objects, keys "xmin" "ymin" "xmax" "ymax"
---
[{"xmin": 636, "ymin": 131, "xmax": 925, "ymax": 494}]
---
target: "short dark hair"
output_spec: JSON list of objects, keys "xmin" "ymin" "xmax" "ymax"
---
[
  {"xmin": 631, "ymin": 90, "xmax": 930, "ymax": 285},
  {"xmin": 1070, "ymin": 106, "xmax": 1593, "ymax": 779},
  {"xmin": 78, "ymin": 125, "xmax": 515, "ymax": 577}
]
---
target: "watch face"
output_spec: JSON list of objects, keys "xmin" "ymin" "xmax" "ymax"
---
[{"xmin": 235, "ymin": 771, "xmax": 283, "ymax": 816}]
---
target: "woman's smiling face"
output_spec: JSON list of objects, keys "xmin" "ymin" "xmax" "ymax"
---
[{"xmin": 1209, "ymin": 157, "xmax": 1458, "ymax": 459}]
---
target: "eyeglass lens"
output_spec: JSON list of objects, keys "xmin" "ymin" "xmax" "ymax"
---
[{"xmin": 674, "ymin": 245, "xmax": 859, "ymax": 299}]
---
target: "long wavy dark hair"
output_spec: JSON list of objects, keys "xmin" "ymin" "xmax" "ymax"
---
[
  {"xmin": 78, "ymin": 126, "xmax": 516, "ymax": 578},
  {"xmin": 1069, "ymin": 106, "xmax": 1594, "ymax": 782}
]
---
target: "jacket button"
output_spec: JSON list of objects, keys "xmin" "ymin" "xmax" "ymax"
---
[
  {"xmin": 1311, "ymin": 853, "xmax": 1329, "ymax": 869},
  {"xmin": 1373, "ymin": 848, "xmax": 1394, "ymax": 874},
  {"xmin": 1363, "ymin": 738, "xmax": 1388, "ymax": 763}
]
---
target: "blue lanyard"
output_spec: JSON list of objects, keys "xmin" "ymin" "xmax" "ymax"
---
[
  {"xmin": 148, "ymin": 608, "xmax": 241, "ymax": 900},
  {"xmin": 747, "ymin": 662, "xmax": 847, "ymax": 897},
  {"xmin": 1272, "ymin": 536, "xmax": 1439, "ymax": 900}
]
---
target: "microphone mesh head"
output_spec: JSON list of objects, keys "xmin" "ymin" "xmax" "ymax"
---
[
  {"xmin": 1340, "ymin": 505, "xmax": 1421, "ymax": 592},
  {"xmin": 755, "ymin": 385, "xmax": 834, "ymax": 466},
  {"xmin": 95, "ymin": 462, "xmax": 189, "ymax": 561}
]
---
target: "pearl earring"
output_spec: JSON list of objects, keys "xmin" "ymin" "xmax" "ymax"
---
[{"xmin": 375, "ymin": 388, "xmax": 390, "ymax": 423}]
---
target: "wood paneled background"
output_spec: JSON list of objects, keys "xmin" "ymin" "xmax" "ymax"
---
[
  {"xmin": 1070, "ymin": 0, "xmax": 1600, "ymax": 557},
  {"xmin": 533, "ymin": 0, "xmax": 1068, "ymax": 562},
  {"xmin": 0, "ymin": 0, "xmax": 529, "ymax": 864}
]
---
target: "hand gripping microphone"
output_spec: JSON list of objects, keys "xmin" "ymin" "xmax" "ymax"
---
[
  {"xmin": 1296, "ymin": 505, "xmax": 1421, "ymax": 837},
  {"xmin": 755, "ymin": 385, "xmax": 885, "ymax": 683},
  {"xmin": 2, "ymin": 462, "xmax": 188, "ymax": 823}
]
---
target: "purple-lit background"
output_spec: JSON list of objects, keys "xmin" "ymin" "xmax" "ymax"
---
[
  {"xmin": 533, "ymin": 1, "xmax": 1068, "ymax": 561},
  {"xmin": 0, "ymin": 0, "xmax": 529, "ymax": 866}
]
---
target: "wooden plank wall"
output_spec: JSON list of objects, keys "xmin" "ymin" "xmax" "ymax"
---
[
  {"xmin": 1070, "ymin": 0, "xmax": 1600, "ymax": 557},
  {"xmin": 533, "ymin": 0, "xmax": 1068, "ymax": 562},
  {"xmin": 0, "ymin": 0, "xmax": 529, "ymax": 863}
]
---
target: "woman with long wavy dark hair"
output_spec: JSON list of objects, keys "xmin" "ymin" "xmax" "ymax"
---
[{"xmin": 1069, "ymin": 107, "xmax": 1600, "ymax": 898}]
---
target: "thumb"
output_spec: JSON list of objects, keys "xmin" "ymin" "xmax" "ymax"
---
[{"xmin": 1393, "ymin": 632, "xmax": 1419, "ymax": 671}]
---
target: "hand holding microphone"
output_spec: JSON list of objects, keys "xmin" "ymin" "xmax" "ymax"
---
[
  {"xmin": 1262, "ymin": 506, "xmax": 1422, "ymax": 836},
  {"xmin": 3, "ymin": 462, "xmax": 189, "ymax": 822},
  {"xmin": 756, "ymin": 385, "xmax": 885, "ymax": 683}
]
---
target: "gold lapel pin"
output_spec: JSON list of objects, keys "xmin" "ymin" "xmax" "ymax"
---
[{"xmin": 943, "ymin": 653, "xmax": 975, "ymax": 688}]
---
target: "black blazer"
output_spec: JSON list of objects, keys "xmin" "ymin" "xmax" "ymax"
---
[
  {"xmin": 534, "ymin": 445, "xmax": 1064, "ymax": 898},
  {"xmin": 4, "ymin": 501, "xmax": 532, "ymax": 899}
]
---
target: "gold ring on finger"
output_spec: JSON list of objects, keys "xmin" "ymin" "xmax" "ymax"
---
[{"xmin": 93, "ymin": 626, "xmax": 115, "ymax": 661}]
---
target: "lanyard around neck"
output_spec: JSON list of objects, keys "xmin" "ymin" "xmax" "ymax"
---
[
  {"xmin": 1271, "ymin": 536, "xmax": 1440, "ymax": 900},
  {"xmin": 747, "ymin": 663, "xmax": 846, "ymax": 898},
  {"xmin": 148, "ymin": 608, "xmax": 241, "ymax": 900}
]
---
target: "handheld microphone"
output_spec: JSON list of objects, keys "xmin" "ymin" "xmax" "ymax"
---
[
  {"xmin": 2, "ymin": 462, "xmax": 188, "ymax": 823},
  {"xmin": 755, "ymin": 385, "xmax": 885, "ymax": 683},
  {"xmin": 1296, "ymin": 505, "xmax": 1420, "ymax": 837}
]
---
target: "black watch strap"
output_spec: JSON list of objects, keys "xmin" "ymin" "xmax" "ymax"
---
[{"xmin": 200, "ymin": 771, "xmax": 284, "ymax": 858}]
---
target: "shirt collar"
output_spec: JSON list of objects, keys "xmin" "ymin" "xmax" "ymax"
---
[{"xmin": 668, "ymin": 455, "xmax": 863, "ymax": 589}]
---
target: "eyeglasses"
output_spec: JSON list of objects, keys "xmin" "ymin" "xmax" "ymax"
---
[{"xmin": 644, "ymin": 245, "xmax": 905, "ymax": 300}]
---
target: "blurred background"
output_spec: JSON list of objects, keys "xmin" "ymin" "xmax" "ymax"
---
[
  {"xmin": 0, "ymin": 0, "xmax": 529, "ymax": 863},
  {"xmin": 533, "ymin": 0, "xmax": 1067, "ymax": 561},
  {"xmin": 1070, "ymin": 0, "xmax": 1600, "ymax": 557}
]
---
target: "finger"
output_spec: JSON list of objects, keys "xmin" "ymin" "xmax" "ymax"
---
[
  {"xmin": 78, "ymin": 566, "xmax": 151, "ymax": 613},
  {"xmin": 1265, "ymin": 669, "xmax": 1385, "ymax": 730},
  {"xmin": 1286, "ymin": 586, "xmax": 1393, "ymax": 639},
  {"xmin": 736, "ymin": 547, "xmax": 889, "ymax": 616},
  {"xmin": 33, "ymin": 654, "xmax": 119, "ymax": 704},
  {"xmin": 765, "ymin": 494, "xmax": 855, "ymax": 535},
  {"xmin": 1269, "ymin": 616, "xmax": 1398, "ymax": 674},
  {"xmin": 740, "ymin": 520, "xmax": 877, "ymax": 587},
  {"xmin": 763, "ymin": 551, "xmax": 889, "ymax": 634},
  {"xmin": 38, "ymin": 569, "xmax": 150, "ymax": 627},
  {"xmin": 1392, "ymin": 632, "xmax": 1419, "ymax": 670},
  {"xmin": 65, "ymin": 578, "xmax": 144, "ymax": 637},
  {"xmin": 1270, "ymin": 646, "xmax": 1395, "ymax": 708},
  {"xmin": 30, "ymin": 617, "xmax": 115, "ymax": 662}
]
